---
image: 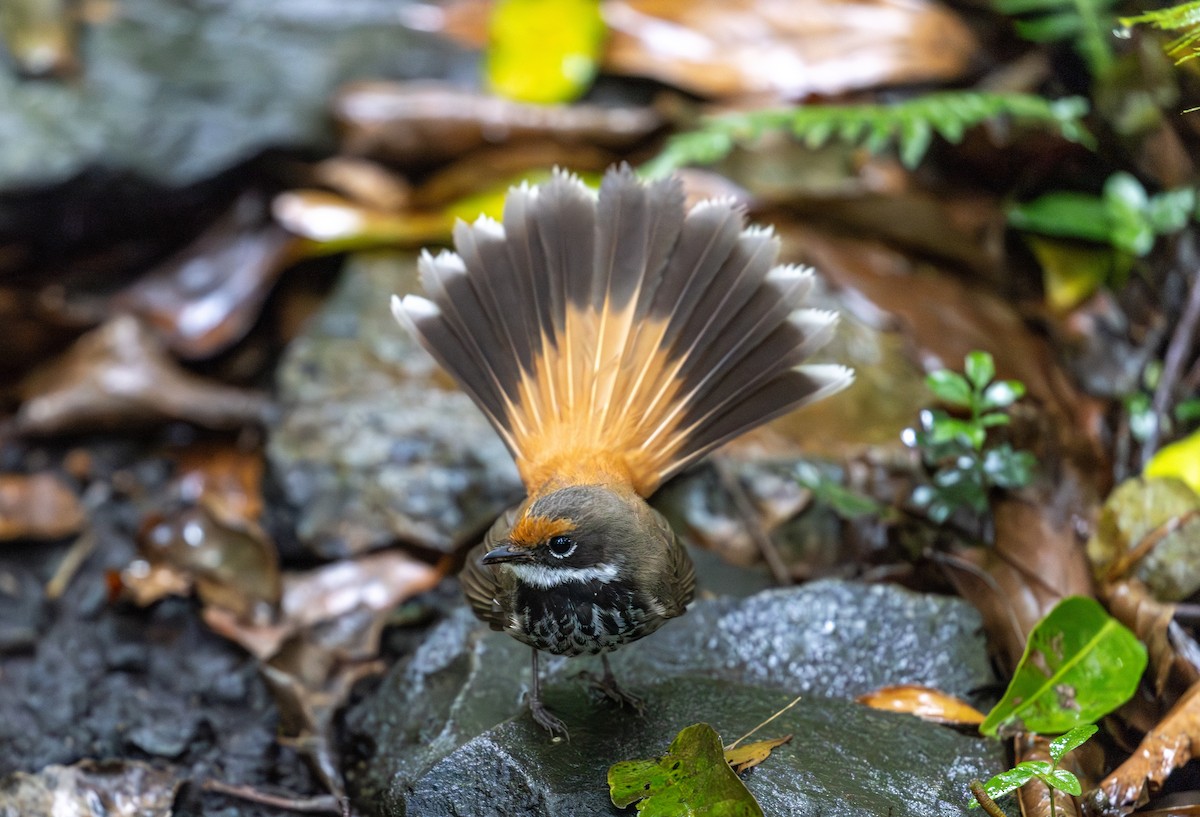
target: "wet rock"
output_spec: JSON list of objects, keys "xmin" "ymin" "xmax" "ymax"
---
[
  {"xmin": 0, "ymin": 0, "xmax": 471, "ymax": 189},
  {"xmin": 0, "ymin": 760, "xmax": 181, "ymax": 817},
  {"xmin": 345, "ymin": 579, "xmax": 1001, "ymax": 816},
  {"xmin": 267, "ymin": 255, "xmax": 522, "ymax": 557}
]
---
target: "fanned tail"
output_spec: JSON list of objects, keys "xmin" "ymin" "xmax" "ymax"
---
[{"xmin": 394, "ymin": 166, "xmax": 854, "ymax": 496}]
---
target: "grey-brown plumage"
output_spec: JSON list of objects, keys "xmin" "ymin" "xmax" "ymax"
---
[{"xmin": 393, "ymin": 166, "xmax": 852, "ymax": 737}]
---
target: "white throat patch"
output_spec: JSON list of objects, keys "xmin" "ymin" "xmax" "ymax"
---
[{"xmin": 505, "ymin": 562, "xmax": 620, "ymax": 589}]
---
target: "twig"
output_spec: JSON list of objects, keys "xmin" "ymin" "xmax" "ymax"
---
[
  {"xmin": 1143, "ymin": 266, "xmax": 1200, "ymax": 467},
  {"xmin": 969, "ymin": 780, "xmax": 1008, "ymax": 817},
  {"xmin": 725, "ymin": 694, "xmax": 803, "ymax": 750},
  {"xmin": 45, "ymin": 530, "xmax": 96, "ymax": 600},
  {"xmin": 202, "ymin": 780, "xmax": 345, "ymax": 815},
  {"xmin": 925, "ymin": 548, "xmax": 1028, "ymax": 656},
  {"xmin": 1106, "ymin": 509, "xmax": 1200, "ymax": 582},
  {"xmin": 712, "ymin": 459, "xmax": 792, "ymax": 586}
]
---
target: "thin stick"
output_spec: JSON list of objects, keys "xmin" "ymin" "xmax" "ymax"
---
[
  {"xmin": 1106, "ymin": 509, "xmax": 1200, "ymax": 582},
  {"xmin": 969, "ymin": 780, "xmax": 1007, "ymax": 817},
  {"xmin": 1143, "ymin": 267, "xmax": 1200, "ymax": 466},
  {"xmin": 202, "ymin": 780, "xmax": 344, "ymax": 815},
  {"xmin": 725, "ymin": 694, "xmax": 803, "ymax": 750},
  {"xmin": 713, "ymin": 459, "xmax": 792, "ymax": 587},
  {"xmin": 45, "ymin": 530, "xmax": 96, "ymax": 600}
]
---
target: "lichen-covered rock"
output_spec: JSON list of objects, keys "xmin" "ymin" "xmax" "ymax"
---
[
  {"xmin": 345, "ymin": 579, "xmax": 1001, "ymax": 816},
  {"xmin": 268, "ymin": 255, "xmax": 522, "ymax": 557}
]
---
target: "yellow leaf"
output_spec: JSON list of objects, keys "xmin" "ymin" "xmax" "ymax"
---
[
  {"xmin": 486, "ymin": 0, "xmax": 606, "ymax": 104},
  {"xmin": 1145, "ymin": 430, "xmax": 1200, "ymax": 495},
  {"xmin": 1026, "ymin": 236, "xmax": 1124, "ymax": 313},
  {"xmin": 856, "ymin": 685, "xmax": 985, "ymax": 725},
  {"xmin": 724, "ymin": 735, "xmax": 793, "ymax": 774}
]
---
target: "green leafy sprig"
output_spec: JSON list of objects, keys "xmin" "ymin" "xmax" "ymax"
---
[
  {"xmin": 1010, "ymin": 172, "xmax": 1198, "ymax": 257},
  {"xmin": 970, "ymin": 725, "xmax": 1097, "ymax": 817},
  {"xmin": 903, "ymin": 352, "xmax": 1035, "ymax": 526},
  {"xmin": 1121, "ymin": 0, "xmax": 1200, "ymax": 64},
  {"xmin": 640, "ymin": 92, "xmax": 1092, "ymax": 177}
]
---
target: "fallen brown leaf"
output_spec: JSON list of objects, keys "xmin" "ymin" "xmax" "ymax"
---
[
  {"xmin": 1103, "ymin": 579, "xmax": 1200, "ymax": 699},
  {"xmin": 202, "ymin": 550, "xmax": 441, "ymax": 797},
  {"xmin": 14, "ymin": 315, "xmax": 272, "ymax": 435},
  {"xmin": 332, "ymin": 82, "xmax": 662, "ymax": 164},
  {"xmin": 856, "ymin": 685, "xmax": 985, "ymax": 726},
  {"xmin": 0, "ymin": 472, "xmax": 85, "ymax": 540},
  {"xmin": 113, "ymin": 196, "xmax": 298, "ymax": 360},
  {"xmin": 1093, "ymin": 681, "xmax": 1200, "ymax": 815}
]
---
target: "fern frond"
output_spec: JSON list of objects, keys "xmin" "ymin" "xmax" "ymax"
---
[
  {"xmin": 1122, "ymin": 1, "xmax": 1200, "ymax": 64},
  {"xmin": 996, "ymin": 0, "xmax": 1117, "ymax": 75},
  {"xmin": 641, "ymin": 92, "xmax": 1093, "ymax": 178}
]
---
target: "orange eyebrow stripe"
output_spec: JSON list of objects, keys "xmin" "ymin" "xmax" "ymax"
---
[{"xmin": 508, "ymin": 514, "xmax": 575, "ymax": 548}]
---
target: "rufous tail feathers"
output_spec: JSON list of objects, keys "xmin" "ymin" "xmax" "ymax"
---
[{"xmin": 393, "ymin": 166, "xmax": 854, "ymax": 496}]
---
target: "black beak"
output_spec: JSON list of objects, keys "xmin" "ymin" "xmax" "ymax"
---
[{"xmin": 481, "ymin": 542, "xmax": 536, "ymax": 565}]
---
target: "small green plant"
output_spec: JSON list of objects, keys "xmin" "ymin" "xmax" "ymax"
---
[
  {"xmin": 1009, "ymin": 172, "xmax": 1198, "ymax": 257},
  {"xmin": 1121, "ymin": 0, "xmax": 1200, "ymax": 64},
  {"xmin": 970, "ymin": 724, "xmax": 1098, "ymax": 817},
  {"xmin": 640, "ymin": 92, "xmax": 1092, "ymax": 178},
  {"xmin": 902, "ymin": 351, "xmax": 1035, "ymax": 527}
]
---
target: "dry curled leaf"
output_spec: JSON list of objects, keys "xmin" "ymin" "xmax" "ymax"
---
[
  {"xmin": 856, "ymin": 685, "xmax": 985, "ymax": 726},
  {"xmin": 1094, "ymin": 681, "xmax": 1200, "ymax": 815},
  {"xmin": 1103, "ymin": 579, "xmax": 1200, "ymax": 698},
  {"xmin": 0, "ymin": 472, "xmax": 85, "ymax": 541},
  {"xmin": 332, "ymin": 82, "xmax": 662, "ymax": 164},
  {"xmin": 113, "ymin": 196, "xmax": 297, "ymax": 360},
  {"xmin": 202, "ymin": 551, "xmax": 440, "ymax": 797},
  {"xmin": 603, "ymin": 0, "xmax": 979, "ymax": 100},
  {"xmin": 132, "ymin": 502, "xmax": 280, "ymax": 621},
  {"xmin": 14, "ymin": 315, "xmax": 272, "ymax": 435},
  {"xmin": 724, "ymin": 735, "xmax": 793, "ymax": 774}
]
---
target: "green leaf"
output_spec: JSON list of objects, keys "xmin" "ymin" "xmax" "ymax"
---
[
  {"xmin": 964, "ymin": 352, "xmax": 996, "ymax": 390},
  {"xmin": 980, "ymin": 597, "xmax": 1148, "ymax": 736},
  {"xmin": 1048, "ymin": 724, "xmax": 1098, "ymax": 762},
  {"xmin": 927, "ymin": 370, "xmax": 973, "ymax": 407},
  {"xmin": 1008, "ymin": 194, "xmax": 1113, "ymax": 244},
  {"xmin": 980, "ymin": 412, "xmax": 1013, "ymax": 427},
  {"xmin": 795, "ymin": 463, "xmax": 886, "ymax": 520},
  {"xmin": 1145, "ymin": 187, "xmax": 1197, "ymax": 234},
  {"xmin": 930, "ymin": 417, "xmax": 984, "ymax": 449},
  {"xmin": 1043, "ymin": 768, "xmax": 1083, "ymax": 796},
  {"xmin": 977, "ymin": 763, "xmax": 1045, "ymax": 799},
  {"xmin": 485, "ymin": 0, "xmax": 606, "ymax": 104},
  {"xmin": 982, "ymin": 380, "xmax": 1026, "ymax": 410},
  {"xmin": 982, "ymin": 446, "xmax": 1036, "ymax": 489},
  {"xmin": 608, "ymin": 723, "xmax": 765, "ymax": 816}
]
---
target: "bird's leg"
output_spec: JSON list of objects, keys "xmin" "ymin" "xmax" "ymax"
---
[
  {"xmin": 587, "ymin": 654, "xmax": 646, "ymax": 715},
  {"xmin": 528, "ymin": 648, "xmax": 569, "ymax": 740}
]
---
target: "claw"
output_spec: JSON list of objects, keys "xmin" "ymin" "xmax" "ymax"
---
[{"xmin": 586, "ymin": 654, "xmax": 646, "ymax": 715}]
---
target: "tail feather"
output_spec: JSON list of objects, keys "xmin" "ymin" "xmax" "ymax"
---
[{"xmin": 396, "ymin": 166, "xmax": 854, "ymax": 495}]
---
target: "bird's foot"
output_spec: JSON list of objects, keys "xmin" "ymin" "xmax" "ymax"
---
[
  {"xmin": 580, "ymin": 658, "xmax": 647, "ymax": 715},
  {"xmin": 529, "ymin": 697, "xmax": 570, "ymax": 740}
]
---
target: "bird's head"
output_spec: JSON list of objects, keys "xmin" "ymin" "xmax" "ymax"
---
[{"xmin": 481, "ymin": 485, "xmax": 673, "ymax": 589}]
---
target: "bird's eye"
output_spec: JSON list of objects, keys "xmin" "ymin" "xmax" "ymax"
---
[{"xmin": 547, "ymin": 535, "xmax": 577, "ymax": 559}]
